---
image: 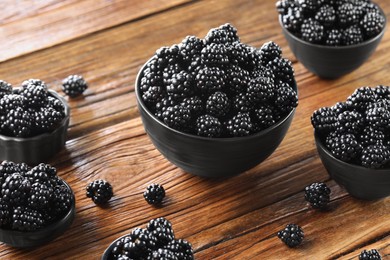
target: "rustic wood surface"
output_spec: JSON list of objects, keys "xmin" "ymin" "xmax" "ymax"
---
[{"xmin": 0, "ymin": 0, "xmax": 389, "ymax": 259}]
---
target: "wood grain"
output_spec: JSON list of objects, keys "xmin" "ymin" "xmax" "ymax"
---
[{"xmin": 0, "ymin": 0, "xmax": 389, "ymax": 259}]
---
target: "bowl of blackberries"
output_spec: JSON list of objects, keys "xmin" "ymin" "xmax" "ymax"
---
[
  {"xmin": 312, "ymin": 86, "xmax": 390, "ymax": 200},
  {"xmin": 277, "ymin": 0, "xmax": 386, "ymax": 79},
  {"xmin": 0, "ymin": 79, "xmax": 69, "ymax": 164},
  {"xmin": 0, "ymin": 161, "xmax": 75, "ymax": 247},
  {"xmin": 136, "ymin": 24, "xmax": 298, "ymax": 177}
]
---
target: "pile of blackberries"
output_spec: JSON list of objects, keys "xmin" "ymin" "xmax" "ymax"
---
[
  {"xmin": 0, "ymin": 79, "xmax": 66, "ymax": 138},
  {"xmin": 0, "ymin": 161, "xmax": 73, "ymax": 231},
  {"xmin": 108, "ymin": 217, "xmax": 193, "ymax": 260},
  {"xmin": 140, "ymin": 23, "xmax": 298, "ymax": 138},
  {"xmin": 277, "ymin": 0, "xmax": 385, "ymax": 46},
  {"xmin": 312, "ymin": 85, "xmax": 390, "ymax": 169}
]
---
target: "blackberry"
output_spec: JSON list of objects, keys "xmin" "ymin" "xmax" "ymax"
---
[
  {"xmin": 0, "ymin": 94, "xmax": 27, "ymax": 112},
  {"xmin": 338, "ymin": 3, "xmax": 363, "ymax": 27},
  {"xmin": 142, "ymin": 86, "xmax": 164, "ymax": 105},
  {"xmin": 337, "ymin": 110, "xmax": 364, "ymax": 135},
  {"xmin": 206, "ymin": 91, "xmax": 230, "ymax": 118},
  {"xmin": 225, "ymin": 65, "xmax": 250, "ymax": 94},
  {"xmin": 359, "ymin": 249, "xmax": 382, "ymax": 260},
  {"xmin": 227, "ymin": 42, "xmax": 255, "ymax": 70},
  {"xmin": 147, "ymin": 217, "xmax": 175, "ymax": 246},
  {"xmin": 259, "ymin": 41, "xmax": 282, "ymax": 66},
  {"xmin": 195, "ymin": 66, "xmax": 225, "ymax": 93},
  {"xmin": 141, "ymin": 58, "xmax": 163, "ymax": 93},
  {"xmin": 325, "ymin": 29, "xmax": 343, "ymax": 46},
  {"xmin": 298, "ymin": 0, "xmax": 322, "ymax": 15},
  {"xmin": 360, "ymin": 12, "xmax": 385, "ymax": 39},
  {"xmin": 0, "ymin": 80, "xmax": 12, "ymax": 99},
  {"xmin": 277, "ymin": 224, "xmax": 304, "ymax": 248},
  {"xmin": 232, "ymin": 93, "xmax": 253, "ymax": 113},
  {"xmin": 0, "ymin": 199, "xmax": 10, "ymax": 227},
  {"xmin": 1, "ymin": 173, "xmax": 31, "ymax": 206},
  {"xmin": 267, "ymin": 57, "xmax": 295, "ymax": 85},
  {"xmin": 300, "ymin": 18, "xmax": 325, "ymax": 43},
  {"xmin": 251, "ymin": 65, "xmax": 276, "ymax": 82},
  {"xmin": 28, "ymin": 182, "xmax": 53, "ymax": 210},
  {"xmin": 162, "ymin": 105, "xmax": 191, "ymax": 131},
  {"xmin": 331, "ymin": 102, "xmax": 350, "ymax": 115},
  {"xmin": 62, "ymin": 75, "xmax": 88, "ymax": 97},
  {"xmin": 282, "ymin": 8, "xmax": 304, "ymax": 33},
  {"xmin": 311, "ymin": 107, "xmax": 338, "ymax": 134},
  {"xmin": 5, "ymin": 107, "xmax": 33, "ymax": 137},
  {"xmin": 165, "ymin": 239, "xmax": 194, "ymax": 260},
  {"xmin": 373, "ymin": 85, "xmax": 390, "ymax": 99},
  {"xmin": 366, "ymin": 100, "xmax": 390, "ymax": 131},
  {"xmin": 21, "ymin": 79, "xmax": 47, "ymax": 89},
  {"xmin": 148, "ymin": 249, "xmax": 178, "ymax": 260},
  {"xmin": 361, "ymin": 144, "xmax": 389, "ymax": 168},
  {"xmin": 346, "ymin": 86, "xmax": 377, "ymax": 111},
  {"xmin": 362, "ymin": 3, "xmax": 381, "ymax": 14},
  {"xmin": 111, "ymin": 235, "xmax": 132, "ymax": 258},
  {"xmin": 52, "ymin": 184, "xmax": 73, "ymax": 216},
  {"xmin": 195, "ymin": 114, "xmax": 222, "ymax": 138},
  {"xmin": 276, "ymin": 0, "xmax": 299, "ymax": 15},
  {"xmin": 226, "ymin": 112, "xmax": 253, "ymax": 137},
  {"xmin": 20, "ymin": 84, "xmax": 48, "ymax": 108},
  {"xmin": 326, "ymin": 132, "xmax": 362, "ymax": 161},
  {"xmin": 359, "ymin": 127, "xmax": 385, "ymax": 147},
  {"xmin": 247, "ymin": 77, "xmax": 275, "ymax": 103},
  {"xmin": 86, "ymin": 179, "xmax": 113, "ymax": 205},
  {"xmin": 144, "ymin": 183, "xmax": 165, "ymax": 205},
  {"xmin": 315, "ymin": 5, "xmax": 336, "ymax": 27},
  {"xmin": 167, "ymin": 71, "xmax": 194, "ymax": 99},
  {"xmin": 180, "ymin": 96, "xmax": 203, "ymax": 116},
  {"xmin": 201, "ymin": 43, "xmax": 229, "ymax": 66},
  {"xmin": 343, "ymin": 25, "xmax": 364, "ymax": 45},
  {"xmin": 204, "ymin": 23, "xmax": 239, "ymax": 45},
  {"xmin": 0, "ymin": 161, "xmax": 19, "ymax": 187},
  {"xmin": 156, "ymin": 45, "xmax": 182, "ymax": 67},
  {"xmin": 155, "ymin": 96, "xmax": 177, "ymax": 120},
  {"xmin": 33, "ymin": 107, "xmax": 64, "ymax": 134},
  {"xmin": 47, "ymin": 96, "xmax": 66, "ymax": 115},
  {"xmin": 12, "ymin": 206, "xmax": 44, "ymax": 231},
  {"xmin": 252, "ymin": 105, "xmax": 276, "ymax": 130},
  {"xmin": 187, "ymin": 57, "xmax": 202, "ymax": 77},
  {"xmin": 24, "ymin": 163, "xmax": 57, "ymax": 184},
  {"xmin": 304, "ymin": 182, "xmax": 331, "ymax": 209},
  {"xmin": 275, "ymin": 83, "xmax": 298, "ymax": 114},
  {"xmin": 179, "ymin": 36, "xmax": 205, "ymax": 63},
  {"xmin": 123, "ymin": 228, "xmax": 157, "ymax": 258}
]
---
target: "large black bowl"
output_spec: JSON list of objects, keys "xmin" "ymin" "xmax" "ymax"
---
[
  {"xmin": 0, "ymin": 89, "xmax": 70, "ymax": 164},
  {"xmin": 0, "ymin": 180, "xmax": 76, "ymax": 248},
  {"xmin": 315, "ymin": 132, "xmax": 390, "ymax": 200},
  {"xmin": 135, "ymin": 61, "xmax": 297, "ymax": 177},
  {"xmin": 279, "ymin": 11, "xmax": 386, "ymax": 79}
]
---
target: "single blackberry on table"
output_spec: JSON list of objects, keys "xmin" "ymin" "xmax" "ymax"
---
[
  {"xmin": 62, "ymin": 75, "xmax": 88, "ymax": 98},
  {"xmin": 52, "ymin": 184, "xmax": 73, "ymax": 216},
  {"xmin": 326, "ymin": 132, "xmax": 362, "ymax": 161},
  {"xmin": 195, "ymin": 114, "xmax": 222, "ymax": 138},
  {"xmin": 325, "ymin": 29, "xmax": 343, "ymax": 46},
  {"xmin": 275, "ymin": 83, "xmax": 298, "ymax": 114},
  {"xmin": 300, "ymin": 18, "xmax": 325, "ymax": 44},
  {"xmin": 27, "ymin": 182, "xmax": 53, "ymax": 210},
  {"xmin": 20, "ymin": 84, "xmax": 48, "ymax": 108},
  {"xmin": 337, "ymin": 110, "xmax": 364, "ymax": 135},
  {"xmin": 142, "ymin": 86, "xmax": 164, "ymax": 105},
  {"xmin": 5, "ymin": 107, "xmax": 32, "ymax": 137},
  {"xmin": 252, "ymin": 105, "xmax": 276, "ymax": 130},
  {"xmin": 232, "ymin": 93, "xmax": 253, "ymax": 113},
  {"xmin": 148, "ymin": 249, "xmax": 178, "ymax": 260},
  {"xmin": 338, "ymin": 3, "xmax": 363, "ymax": 27},
  {"xmin": 200, "ymin": 43, "xmax": 229, "ymax": 66},
  {"xmin": 366, "ymin": 100, "xmax": 390, "ymax": 131},
  {"xmin": 361, "ymin": 144, "xmax": 390, "ymax": 168},
  {"xmin": 122, "ymin": 228, "xmax": 157, "ymax": 258},
  {"xmin": 11, "ymin": 206, "xmax": 44, "ymax": 231},
  {"xmin": 315, "ymin": 5, "xmax": 336, "ymax": 27},
  {"xmin": 359, "ymin": 249, "xmax": 382, "ymax": 260},
  {"xmin": 359, "ymin": 126, "xmax": 385, "ymax": 147},
  {"xmin": 194, "ymin": 66, "xmax": 225, "ymax": 93},
  {"xmin": 162, "ymin": 105, "xmax": 191, "ymax": 131},
  {"xmin": 165, "ymin": 239, "xmax": 194, "ymax": 260},
  {"xmin": 206, "ymin": 91, "xmax": 230, "ymax": 118},
  {"xmin": 360, "ymin": 12, "xmax": 385, "ymax": 39},
  {"xmin": 343, "ymin": 25, "xmax": 364, "ymax": 45},
  {"xmin": 247, "ymin": 77, "xmax": 275, "ymax": 103},
  {"xmin": 147, "ymin": 217, "xmax": 175, "ymax": 247},
  {"xmin": 346, "ymin": 86, "xmax": 377, "ymax": 111},
  {"xmin": 226, "ymin": 112, "xmax": 253, "ymax": 137},
  {"xmin": 225, "ymin": 65, "xmax": 250, "ymax": 94},
  {"xmin": 0, "ymin": 80, "xmax": 12, "ymax": 99},
  {"xmin": 267, "ymin": 57, "xmax": 295, "ymax": 85},
  {"xmin": 155, "ymin": 96, "xmax": 177, "ymax": 120},
  {"xmin": 304, "ymin": 182, "xmax": 331, "ymax": 209},
  {"xmin": 277, "ymin": 224, "xmax": 304, "ymax": 248},
  {"xmin": 0, "ymin": 94, "xmax": 27, "ymax": 112},
  {"xmin": 180, "ymin": 96, "xmax": 203, "ymax": 116},
  {"xmin": 204, "ymin": 23, "xmax": 239, "ymax": 45},
  {"xmin": 179, "ymin": 36, "xmax": 205, "ymax": 63},
  {"xmin": 282, "ymin": 8, "xmax": 304, "ymax": 33},
  {"xmin": 0, "ymin": 199, "xmax": 10, "ymax": 227},
  {"xmin": 259, "ymin": 41, "xmax": 282, "ymax": 66},
  {"xmin": 167, "ymin": 71, "xmax": 194, "ymax": 99},
  {"xmin": 144, "ymin": 183, "xmax": 165, "ymax": 205},
  {"xmin": 156, "ymin": 45, "xmax": 182, "ymax": 67},
  {"xmin": 311, "ymin": 107, "xmax": 338, "ymax": 134},
  {"xmin": 86, "ymin": 179, "xmax": 113, "ymax": 205}
]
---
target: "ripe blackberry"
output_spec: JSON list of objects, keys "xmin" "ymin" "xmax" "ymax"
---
[
  {"xmin": 162, "ymin": 105, "xmax": 191, "ymax": 131},
  {"xmin": 52, "ymin": 184, "xmax": 73, "ymax": 216},
  {"xmin": 366, "ymin": 100, "xmax": 390, "ymax": 131},
  {"xmin": 326, "ymin": 132, "xmax": 362, "ymax": 161},
  {"xmin": 147, "ymin": 217, "xmax": 175, "ymax": 246},
  {"xmin": 141, "ymin": 58, "xmax": 163, "ymax": 93},
  {"xmin": 225, "ymin": 65, "xmax": 250, "ymax": 94},
  {"xmin": 24, "ymin": 163, "xmax": 57, "ymax": 184},
  {"xmin": 201, "ymin": 43, "xmax": 229, "ymax": 66},
  {"xmin": 21, "ymin": 79, "xmax": 47, "ymax": 89},
  {"xmin": 304, "ymin": 182, "xmax": 331, "ymax": 209},
  {"xmin": 165, "ymin": 239, "xmax": 194, "ymax": 260},
  {"xmin": 156, "ymin": 45, "xmax": 182, "ymax": 67},
  {"xmin": 361, "ymin": 144, "xmax": 389, "ymax": 168},
  {"xmin": 227, "ymin": 42, "xmax": 255, "ymax": 70},
  {"xmin": 362, "ymin": 3, "xmax": 381, "ymax": 14},
  {"xmin": 315, "ymin": 5, "xmax": 336, "ymax": 27},
  {"xmin": 0, "ymin": 199, "xmax": 10, "ymax": 227},
  {"xmin": 167, "ymin": 71, "xmax": 194, "ymax": 99},
  {"xmin": 277, "ymin": 224, "xmax": 304, "ymax": 248},
  {"xmin": 86, "ymin": 179, "xmax": 113, "ymax": 205},
  {"xmin": 1, "ymin": 173, "xmax": 31, "ymax": 206},
  {"xmin": 359, "ymin": 249, "xmax": 382, "ymax": 260},
  {"xmin": 179, "ymin": 36, "xmax": 205, "ymax": 63},
  {"xmin": 251, "ymin": 65, "xmax": 276, "ymax": 82},
  {"xmin": 142, "ymin": 86, "xmax": 164, "ymax": 105},
  {"xmin": 47, "ymin": 96, "xmax": 66, "ymax": 116},
  {"xmin": 12, "ymin": 206, "xmax": 44, "ymax": 231},
  {"xmin": 337, "ymin": 110, "xmax": 364, "ymax": 135},
  {"xmin": 331, "ymin": 102, "xmax": 350, "ymax": 115},
  {"xmin": 33, "ymin": 107, "xmax": 64, "ymax": 134},
  {"xmin": 226, "ymin": 112, "xmax": 253, "ymax": 137},
  {"xmin": 282, "ymin": 8, "xmax": 304, "ymax": 33},
  {"xmin": 180, "ymin": 96, "xmax": 203, "ymax": 116},
  {"xmin": 0, "ymin": 161, "xmax": 19, "ymax": 187},
  {"xmin": 195, "ymin": 114, "xmax": 222, "ymax": 138},
  {"xmin": 155, "ymin": 96, "xmax": 177, "ymax": 120},
  {"xmin": 62, "ymin": 75, "xmax": 88, "ymax": 97},
  {"xmin": 143, "ymin": 183, "xmax": 165, "ymax": 205},
  {"xmin": 300, "ymin": 18, "xmax": 325, "ymax": 43},
  {"xmin": 276, "ymin": 0, "xmax": 299, "ymax": 15},
  {"xmin": 360, "ymin": 12, "xmax": 385, "ymax": 39},
  {"xmin": 148, "ymin": 249, "xmax": 178, "ymax": 260},
  {"xmin": 252, "ymin": 105, "xmax": 276, "ymax": 130},
  {"xmin": 232, "ymin": 93, "xmax": 253, "ymax": 113},
  {"xmin": 27, "ymin": 182, "xmax": 53, "ymax": 209},
  {"xmin": 346, "ymin": 86, "xmax": 377, "ymax": 111},
  {"xmin": 275, "ymin": 83, "xmax": 298, "ymax": 114},
  {"xmin": 373, "ymin": 85, "xmax": 390, "ymax": 99},
  {"xmin": 20, "ymin": 84, "xmax": 48, "ymax": 108},
  {"xmin": 195, "ymin": 66, "xmax": 225, "ymax": 93},
  {"xmin": 359, "ymin": 127, "xmax": 385, "ymax": 147},
  {"xmin": 338, "ymin": 3, "xmax": 363, "ymax": 27},
  {"xmin": 0, "ymin": 80, "xmax": 12, "ymax": 99},
  {"xmin": 311, "ymin": 107, "xmax": 338, "ymax": 134},
  {"xmin": 204, "ymin": 23, "xmax": 239, "ymax": 45},
  {"xmin": 325, "ymin": 29, "xmax": 343, "ymax": 46},
  {"xmin": 343, "ymin": 25, "xmax": 364, "ymax": 45},
  {"xmin": 5, "ymin": 107, "xmax": 33, "ymax": 137},
  {"xmin": 122, "ymin": 228, "xmax": 157, "ymax": 258},
  {"xmin": 259, "ymin": 41, "xmax": 282, "ymax": 66},
  {"xmin": 267, "ymin": 57, "xmax": 295, "ymax": 85},
  {"xmin": 0, "ymin": 94, "xmax": 27, "ymax": 112},
  {"xmin": 247, "ymin": 77, "xmax": 275, "ymax": 103},
  {"xmin": 206, "ymin": 91, "xmax": 230, "ymax": 118}
]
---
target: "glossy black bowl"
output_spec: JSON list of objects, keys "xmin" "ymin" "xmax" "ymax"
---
[
  {"xmin": 0, "ymin": 180, "xmax": 75, "ymax": 248},
  {"xmin": 279, "ymin": 11, "xmax": 386, "ymax": 79},
  {"xmin": 102, "ymin": 233, "xmax": 128, "ymax": 260},
  {"xmin": 135, "ymin": 61, "xmax": 297, "ymax": 177},
  {"xmin": 315, "ymin": 132, "xmax": 390, "ymax": 200},
  {"xmin": 0, "ymin": 89, "xmax": 70, "ymax": 164}
]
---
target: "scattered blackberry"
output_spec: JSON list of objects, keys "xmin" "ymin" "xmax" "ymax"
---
[
  {"xmin": 267, "ymin": 57, "xmax": 295, "ymax": 85},
  {"xmin": 259, "ymin": 41, "xmax": 282, "ymax": 65},
  {"xmin": 167, "ymin": 71, "xmax": 194, "ymax": 99},
  {"xmin": 282, "ymin": 8, "xmax": 304, "ymax": 33},
  {"xmin": 201, "ymin": 43, "xmax": 229, "ymax": 66},
  {"xmin": 52, "ymin": 184, "xmax": 73, "ymax": 216},
  {"xmin": 304, "ymin": 182, "xmax": 331, "ymax": 209},
  {"xmin": 204, "ymin": 23, "xmax": 239, "ymax": 45},
  {"xmin": 155, "ymin": 96, "xmax": 177, "ymax": 120},
  {"xmin": 275, "ymin": 83, "xmax": 298, "ymax": 113},
  {"xmin": 346, "ymin": 86, "xmax": 377, "ymax": 111},
  {"xmin": 360, "ymin": 12, "xmax": 385, "ymax": 38},
  {"xmin": 225, "ymin": 65, "xmax": 250, "ymax": 94},
  {"xmin": 366, "ymin": 100, "xmax": 390, "ymax": 131},
  {"xmin": 194, "ymin": 66, "xmax": 225, "ymax": 93},
  {"xmin": 0, "ymin": 80, "xmax": 12, "ymax": 99},
  {"xmin": 179, "ymin": 36, "xmax": 205, "ymax": 63},
  {"xmin": 147, "ymin": 217, "xmax": 175, "ymax": 246},
  {"xmin": 277, "ymin": 224, "xmax": 304, "ymax": 248},
  {"xmin": 337, "ymin": 110, "xmax": 364, "ymax": 135},
  {"xmin": 144, "ymin": 184, "xmax": 165, "ymax": 205},
  {"xmin": 148, "ymin": 249, "xmax": 178, "ymax": 260},
  {"xmin": 156, "ymin": 45, "xmax": 182, "ymax": 67},
  {"xmin": 180, "ymin": 96, "xmax": 203, "ymax": 116},
  {"xmin": 343, "ymin": 25, "xmax": 364, "ymax": 45},
  {"xmin": 311, "ymin": 107, "xmax": 338, "ymax": 134},
  {"xmin": 0, "ymin": 199, "xmax": 10, "ymax": 227},
  {"xmin": 325, "ymin": 29, "xmax": 343, "ymax": 46},
  {"xmin": 62, "ymin": 74, "xmax": 88, "ymax": 97},
  {"xmin": 315, "ymin": 5, "xmax": 336, "ymax": 27},
  {"xmin": 20, "ymin": 84, "xmax": 48, "ymax": 108},
  {"xmin": 162, "ymin": 105, "xmax": 191, "ymax": 131},
  {"xmin": 252, "ymin": 105, "xmax": 276, "ymax": 130},
  {"xmin": 165, "ymin": 239, "xmax": 194, "ymax": 260},
  {"xmin": 123, "ymin": 228, "xmax": 157, "ymax": 258},
  {"xmin": 86, "ymin": 179, "xmax": 113, "ymax": 205},
  {"xmin": 301, "ymin": 18, "xmax": 325, "ymax": 43},
  {"xmin": 206, "ymin": 91, "xmax": 230, "ymax": 118},
  {"xmin": 4, "ymin": 107, "xmax": 32, "ymax": 137},
  {"xmin": 11, "ymin": 206, "xmax": 44, "ymax": 231},
  {"xmin": 247, "ymin": 77, "xmax": 275, "ymax": 103},
  {"xmin": 0, "ymin": 94, "xmax": 27, "ymax": 111},
  {"xmin": 326, "ymin": 132, "xmax": 362, "ymax": 161},
  {"xmin": 196, "ymin": 114, "xmax": 222, "ymax": 138},
  {"xmin": 359, "ymin": 249, "xmax": 382, "ymax": 260},
  {"xmin": 142, "ymin": 86, "xmax": 164, "ymax": 105},
  {"xmin": 338, "ymin": 3, "xmax": 363, "ymax": 27},
  {"xmin": 232, "ymin": 93, "xmax": 253, "ymax": 113},
  {"xmin": 226, "ymin": 112, "xmax": 253, "ymax": 137},
  {"xmin": 361, "ymin": 144, "xmax": 389, "ymax": 168}
]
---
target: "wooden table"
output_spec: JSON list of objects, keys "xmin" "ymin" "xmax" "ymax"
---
[{"xmin": 0, "ymin": 0, "xmax": 389, "ymax": 259}]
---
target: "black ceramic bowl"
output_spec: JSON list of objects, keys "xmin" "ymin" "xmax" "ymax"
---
[
  {"xmin": 315, "ymin": 132, "xmax": 390, "ymax": 200},
  {"xmin": 0, "ymin": 89, "xmax": 70, "ymax": 165},
  {"xmin": 135, "ymin": 61, "xmax": 297, "ymax": 177},
  {"xmin": 279, "ymin": 11, "xmax": 386, "ymax": 79},
  {"xmin": 102, "ymin": 233, "xmax": 127, "ymax": 260},
  {"xmin": 0, "ymin": 180, "xmax": 75, "ymax": 248}
]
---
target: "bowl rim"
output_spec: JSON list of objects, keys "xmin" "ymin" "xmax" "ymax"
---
[
  {"xmin": 0, "ymin": 89, "xmax": 70, "ymax": 142},
  {"xmin": 135, "ymin": 58, "xmax": 298, "ymax": 142},
  {"xmin": 102, "ymin": 232, "xmax": 129, "ymax": 260},
  {"xmin": 278, "ymin": 5, "xmax": 387, "ymax": 50},
  {"xmin": 314, "ymin": 130, "xmax": 390, "ymax": 173}
]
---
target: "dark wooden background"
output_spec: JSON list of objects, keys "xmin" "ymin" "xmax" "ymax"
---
[{"xmin": 0, "ymin": 0, "xmax": 389, "ymax": 259}]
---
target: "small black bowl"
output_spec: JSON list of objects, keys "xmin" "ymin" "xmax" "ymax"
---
[
  {"xmin": 279, "ymin": 11, "xmax": 386, "ymax": 79},
  {"xmin": 315, "ymin": 132, "xmax": 390, "ymax": 200},
  {"xmin": 102, "ymin": 233, "xmax": 128, "ymax": 260},
  {"xmin": 0, "ymin": 89, "xmax": 70, "ymax": 165},
  {"xmin": 135, "ymin": 61, "xmax": 297, "ymax": 177},
  {"xmin": 0, "ymin": 180, "xmax": 75, "ymax": 248}
]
